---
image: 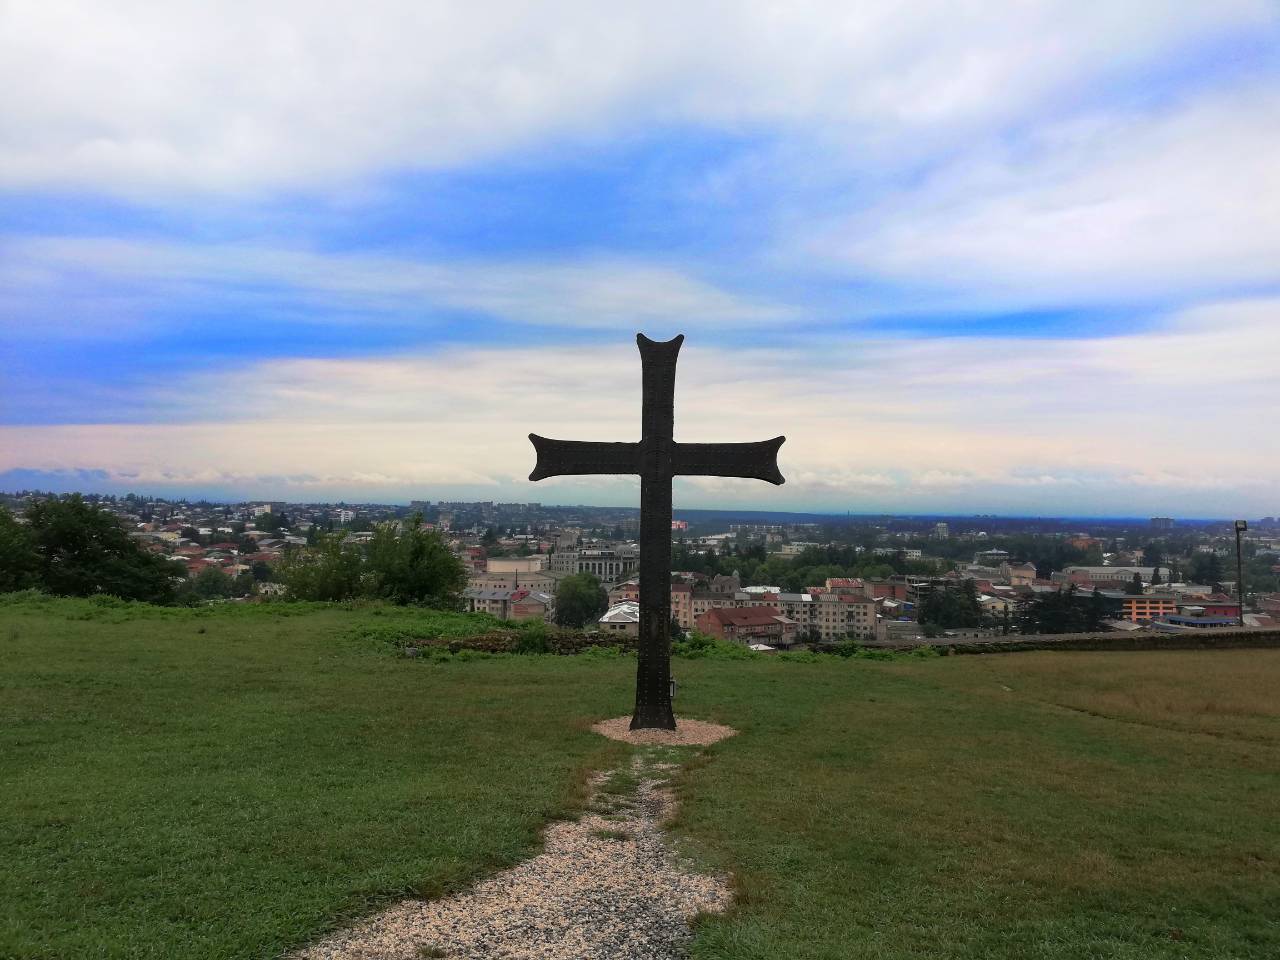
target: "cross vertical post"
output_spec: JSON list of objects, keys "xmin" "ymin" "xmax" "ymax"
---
[
  {"xmin": 528, "ymin": 332, "xmax": 785, "ymax": 730},
  {"xmin": 634, "ymin": 334, "xmax": 681, "ymax": 729}
]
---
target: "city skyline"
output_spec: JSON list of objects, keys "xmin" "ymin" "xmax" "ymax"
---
[{"xmin": 3, "ymin": 3, "xmax": 1278, "ymax": 515}]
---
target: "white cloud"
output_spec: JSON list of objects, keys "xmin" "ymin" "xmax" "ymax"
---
[
  {"xmin": 808, "ymin": 87, "xmax": 1280, "ymax": 303},
  {"xmin": 0, "ymin": 2, "xmax": 1270, "ymax": 191},
  {"xmin": 3, "ymin": 296, "xmax": 1276, "ymax": 512},
  {"xmin": 0, "ymin": 236, "xmax": 788, "ymax": 337}
]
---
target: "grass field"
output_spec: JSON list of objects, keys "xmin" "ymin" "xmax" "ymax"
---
[{"xmin": 2, "ymin": 594, "xmax": 1277, "ymax": 959}]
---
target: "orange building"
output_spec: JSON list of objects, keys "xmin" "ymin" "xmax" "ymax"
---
[{"xmin": 1120, "ymin": 595, "xmax": 1178, "ymax": 622}]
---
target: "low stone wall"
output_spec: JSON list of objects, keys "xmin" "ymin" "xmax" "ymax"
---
[
  {"xmin": 866, "ymin": 628, "xmax": 1280, "ymax": 655},
  {"xmin": 415, "ymin": 629, "xmax": 638, "ymax": 655}
]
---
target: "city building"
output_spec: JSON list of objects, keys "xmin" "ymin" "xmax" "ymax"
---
[
  {"xmin": 709, "ymin": 573, "xmax": 740, "ymax": 594},
  {"xmin": 690, "ymin": 589, "xmax": 736, "ymax": 627},
  {"xmin": 1056, "ymin": 566, "xmax": 1171, "ymax": 586},
  {"xmin": 1118, "ymin": 595, "xmax": 1178, "ymax": 622},
  {"xmin": 1179, "ymin": 600, "xmax": 1240, "ymax": 619},
  {"xmin": 469, "ymin": 570, "xmax": 558, "ymax": 593},
  {"xmin": 814, "ymin": 592, "xmax": 878, "ymax": 641},
  {"xmin": 608, "ymin": 578, "xmax": 641, "ymax": 605},
  {"xmin": 670, "ymin": 582, "xmax": 692, "ymax": 629},
  {"xmin": 1000, "ymin": 561, "xmax": 1039, "ymax": 586},
  {"xmin": 974, "ymin": 549, "xmax": 1011, "ymax": 566},
  {"xmin": 463, "ymin": 587, "xmax": 518, "ymax": 618},
  {"xmin": 1155, "ymin": 614, "xmax": 1237, "ymax": 630},
  {"xmin": 696, "ymin": 607, "xmax": 798, "ymax": 647},
  {"xmin": 598, "ymin": 601, "xmax": 640, "ymax": 637},
  {"xmin": 549, "ymin": 545, "xmax": 639, "ymax": 581},
  {"xmin": 487, "ymin": 556, "xmax": 548, "ymax": 573},
  {"xmin": 511, "ymin": 591, "xmax": 554, "ymax": 621}
]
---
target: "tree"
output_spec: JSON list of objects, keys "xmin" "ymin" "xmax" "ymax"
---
[
  {"xmin": 1019, "ymin": 586, "xmax": 1114, "ymax": 635},
  {"xmin": 1190, "ymin": 552, "xmax": 1225, "ymax": 587},
  {"xmin": 365, "ymin": 517, "xmax": 467, "ymax": 607},
  {"xmin": 919, "ymin": 582, "xmax": 982, "ymax": 629},
  {"xmin": 23, "ymin": 496, "xmax": 175, "ymax": 603},
  {"xmin": 276, "ymin": 533, "xmax": 363, "ymax": 601},
  {"xmin": 0, "ymin": 507, "xmax": 38, "ymax": 591},
  {"xmin": 1150, "ymin": 568, "xmax": 1162, "ymax": 586},
  {"xmin": 554, "ymin": 573, "xmax": 608, "ymax": 628},
  {"xmin": 252, "ymin": 511, "xmax": 288, "ymax": 533},
  {"xmin": 191, "ymin": 566, "xmax": 234, "ymax": 600},
  {"xmin": 1126, "ymin": 572, "xmax": 1144, "ymax": 595}
]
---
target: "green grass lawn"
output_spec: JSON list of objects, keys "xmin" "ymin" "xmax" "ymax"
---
[{"xmin": 2, "ymin": 594, "xmax": 1277, "ymax": 959}]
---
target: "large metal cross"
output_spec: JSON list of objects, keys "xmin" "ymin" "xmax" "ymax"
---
[{"xmin": 528, "ymin": 333, "xmax": 785, "ymax": 729}]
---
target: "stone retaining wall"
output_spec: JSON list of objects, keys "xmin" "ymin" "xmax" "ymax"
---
[{"xmin": 866, "ymin": 628, "xmax": 1280, "ymax": 655}]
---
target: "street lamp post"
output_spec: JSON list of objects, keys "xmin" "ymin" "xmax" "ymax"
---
[{"xmin": 1234, "ymin": 520, "xmax": 1248, "ymax": 627}]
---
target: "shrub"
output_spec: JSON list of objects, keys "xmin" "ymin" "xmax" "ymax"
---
[
  {"xmin": 776, "ymin": 650, "xmax": 821, "ymax": 663},
  {"xmin": 673, "ymin": 631, "xmax": 763, "ymax": 660},
  {"xmin": 514, "ymin": 619, "xmax": 551, "ymax": 655},
  {"xmin": 578, "ymin": 644, "xmax": 629, "ymax": 660}
]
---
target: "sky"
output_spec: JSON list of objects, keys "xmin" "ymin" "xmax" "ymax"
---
[{"xmin": 1, "ymin": 1, "xmax": 1278, "ymax": 517}]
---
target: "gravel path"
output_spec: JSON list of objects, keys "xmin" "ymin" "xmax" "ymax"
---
[
  {"xmin": 292, "ymin": 753, "xmax": 731, "ymax": 960},
  {"xmin": 591, "ymin": 717, "xmax": 737, "ymax": 747}
]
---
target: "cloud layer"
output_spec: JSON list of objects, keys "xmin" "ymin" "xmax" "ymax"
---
[
  {"xmin": 2, "ymin": 2, "xmax": 1278, "ymax": 514},
  {"xmin": 4, "ymin": 296, "xmax": 1275, "ymax": 512},
  {"xmin": 2, "ymin": 2, "xmax": 1271, "ymax": 191}
]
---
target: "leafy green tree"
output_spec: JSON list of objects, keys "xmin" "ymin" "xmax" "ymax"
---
[
  {"xmin": 276, "ymin": 533, "xmax": 363, "ymax": 601},
  {"xmin": 252, "ymin": 511, "xmax": 288, "ymax": 533},
  {"xmin": 554, "ymin": 573, "xmax": 608, "ymax": 628},
  {"xmin": 919, "ymin": 582, "xmax": 982, "ymax": 629},
  {"xmin": 191, "ymin": 566, "xmax": 234, "ymax": 600},
  {"xmin": 1126, "ymin": 572, "xmax": 1144, "ymax": 595},
  {"xmin": 1019, "ymin": 587, "xmax": 1114, "ymax": 635},
  {"xmin": 1190, "ymin": 552, "xmax": 1225, "ymax": 587},
  {"xmin": 23, "ymin": 496, "xmax": 175, "ymax": 603},
  {"xmin": 366, "ymin": 517, "xmax": 467, "ymax": 607},
  {"xmin": 1088, "ymin": 588, "xmax": 1116, "ymax": 628},
  {"xmin": 0, "ymin": 507, "xmax": 38, "ymax": 591}
]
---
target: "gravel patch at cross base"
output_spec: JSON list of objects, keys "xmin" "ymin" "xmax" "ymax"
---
[
  {"xmin": 293, "ymin": 755, "xmax": 730, "ymax": 959},
  {"xmin": 590, "ymin": 716, "xmax": 737, "ymax": 746}
]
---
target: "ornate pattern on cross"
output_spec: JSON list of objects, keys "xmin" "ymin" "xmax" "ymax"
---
[{"xmin": 528, "ymin": 333, "xmax": 785, "ymax": 729}]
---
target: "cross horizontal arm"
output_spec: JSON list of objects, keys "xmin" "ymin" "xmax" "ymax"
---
[
  {"xmin": 673, "ymin": 437, "xmax": 786, "ymax": 485},
  {"xmin": 528, "ymin": 434, "xmax": 641, "ymax": 481}
]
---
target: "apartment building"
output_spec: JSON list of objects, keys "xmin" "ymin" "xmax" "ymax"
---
[
  {"xmin": 1118, "ymin": 594, "xmax": 1178, "ymax": 622},
  {"xmin": 696, "ymin": 607, "xmax": 799, "ymax": 647},
  {"xmin": 814, "ymin": 592, "xmax": 878, "ymax": 641}
]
